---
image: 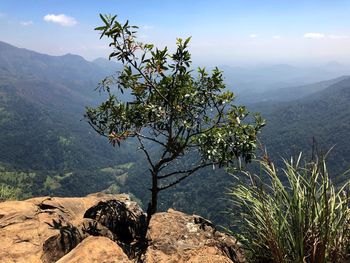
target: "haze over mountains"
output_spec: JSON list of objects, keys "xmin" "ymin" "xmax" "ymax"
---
[
  {"xmin": 0, "ymin": 41, "xmax": 120, "ymax": 111},
  {"xmin": 0, "ymin": 40, "xmax": 126, "ymax": 168},
  {"xmin": 220, "ymin": 63, "xmax": 350, "ymax": 103},
  {"xmin": 0, "ymin": 40, "xmax": 349, "ymax": 225}
]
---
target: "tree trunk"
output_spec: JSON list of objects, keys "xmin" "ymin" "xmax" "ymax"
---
[{"xmin": 146, "ymin": 171, "xmax": 158, "ymax": 225}]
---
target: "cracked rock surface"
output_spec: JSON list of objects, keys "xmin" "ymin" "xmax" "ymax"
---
[
  {"xmin": 0, "ymin": 194, "xmax": 244, "ymax": 263},
  {"xmin": 0, "ymin": 193, "xmax": 138, "ymax": 263},
  {"xmin": 143, "ymin": 209, "xmax": 245, "ymax": 263}
]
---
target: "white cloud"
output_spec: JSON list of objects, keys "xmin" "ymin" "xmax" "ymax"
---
[
  {"xmin": 21, "ymin": 21, "xmax": 33, "ymax": 26},
  {"xmin": 328, "ymin": 34, "xmax": 349, "ymax": 39},
  {"xmin": 142, "ymin": 25, "xmax": 154, "ymax": 30},
  {"xmin": 273, "ymin": 35, "xmax": 281, "ymax": 39},
  {"xmin": 43, "ymin": 14, "xmax": 77, "ymax": 26},
  {"xmin": 249, "ymin": 34, "xmax": 258, "ymax": 38},
  {"xmin": 139, "ymin": 34, "xmax": 149, "ymax": 39},
  {"xmin": 304, "ymin": 32, "xmax": 325, "ymax": 39}
]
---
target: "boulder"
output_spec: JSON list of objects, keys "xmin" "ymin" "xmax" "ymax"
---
[
  {"xmin": 56, "ymin": 236, "xmax": 132, "ymax": 263},
  {"xmin": 144, "ymin": 209, "xmax": 245, "ymax": 263}
]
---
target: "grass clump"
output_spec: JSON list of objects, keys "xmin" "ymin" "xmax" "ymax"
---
[
  {"xmin": 229, "ymin": 154, "xmax": 350, "ymax": 263},
  {"xmin": 0, "ymin": 183, "xmax": 21, "ymax": 201}
]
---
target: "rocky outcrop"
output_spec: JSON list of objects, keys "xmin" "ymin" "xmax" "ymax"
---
[
  {"xmin": 0, "ymin": 193, "xmax": 144, "ymax": 263},
  {"xmin": 143, "ymin": 209, "xmax": 245, "ymax": 263},
  {"xmin": 56, "ymin": 236, "xmax": 132, "ymax": 263},
  {"xmin": 0, "ymin": 194, "xmax": 244, "ymax": 262}
]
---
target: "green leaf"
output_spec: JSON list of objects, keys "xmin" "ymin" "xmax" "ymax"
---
[
  {"xmin": 184, "ymin": 36, "xmax": 192, "ymax": 46},
  {"xmin": 94, "ymin": 26, "xmax": 106, "ymax": 31},
  {"xmin": 100, "ymin": 14, "xmax": 109, "ymax": 26}
]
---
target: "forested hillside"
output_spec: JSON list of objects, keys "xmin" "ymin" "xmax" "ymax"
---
[
  {"xmin": 255, "ymin": 76, "xmax": 350, "ymax": 184},
  {"xmin": 0, "ymin": 41, "xmax": 349, "ymax": 227},
  {"xmin": 0, "ymin": 41, "xmax": 139, "ymax": 199},
  {"xmin": 112, "ymin": 76, "xmax": 350, "ymax": 226},
  {"xmin": 121, "ymin": 75, "xmax": 350, "ymax": 225}
]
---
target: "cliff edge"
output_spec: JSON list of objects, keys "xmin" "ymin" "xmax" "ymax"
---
[{"xmin": 0, "ymin": 193, "xmax": 244, "ymax": 262}]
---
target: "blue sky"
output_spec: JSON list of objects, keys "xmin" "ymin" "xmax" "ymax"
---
[{"xmin": 1, "ymin": 0, "xmax": 350, "ymax": 65}]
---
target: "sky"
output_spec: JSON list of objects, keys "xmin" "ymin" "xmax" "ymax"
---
[{"xmin": 1, "ymin": 0, "xmax": 350, "ymax": 66}]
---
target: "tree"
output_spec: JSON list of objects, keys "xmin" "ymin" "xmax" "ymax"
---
[{"xmin": 86, "ymin": 14, "xmax": 265, "ymax": 223}]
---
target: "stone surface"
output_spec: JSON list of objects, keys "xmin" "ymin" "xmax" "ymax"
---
[
  {"xmin": 144, "ymin": 209, "xmax": 245, "ymax": 263},
  {"xmin": 0, "ymin": 194, "xmax": 244, "ymax": 263},
  {"xmin": 56, "ymin": 236, "xmax": 132, "ymax": 263},
  {"xmin": 0, "ymin": 193, "xmax": 139, "ymax": 263}
]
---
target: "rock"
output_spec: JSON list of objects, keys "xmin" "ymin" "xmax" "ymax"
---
[
  {"xmin": 144, "ymin": 209, "xmax": 245, "ymax": 263},
  {"xmin": 0, "ymin": 193, "xmax": 141, "ymax": 263},
  {"xmin": 56, "ymin": 236, "xmax": 132, "ymax": 263},
  {"xmin": 0, "ymin": 194, "xmax": 244, "ymax": 263},
  {"xmin": 84, "ymin": 199, "xmax": 147, "ymax": 259},
  {"xmin": 84, "ymin": 200, "xmax": 147, "ymax": 242}
]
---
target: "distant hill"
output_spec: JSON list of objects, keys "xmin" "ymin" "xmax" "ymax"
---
[
  {"xmin": 153, "ymin": 75, "xmax": 350, "ymax": 226},
  {"xmin": 1, "ymin": 41, "xmax": 349, "ymax": 228},
  {"xmin": 92, "ymin": 57, "xmax": 120, "ymax": 74},
  {"xmin": 121, "ymin": 76, "xmax": 350, "ymax": 226},
  {"xmin": 220, "ymin": 63, "xmax": 350, "ymax": 103},
  {"xmin": 0, "ymin": 41, "xmax": 122, "ymax": 111},
  {"xmin": 249, "ymin": 75, "xmax": 349, "ymax": 103},
  {"xmin": 0, "ymin": 41, "xmax": 137, "ymax": 198},
  {"xmin": 254, "ymin": 76, "xmax": 350, "ymax": 184}
]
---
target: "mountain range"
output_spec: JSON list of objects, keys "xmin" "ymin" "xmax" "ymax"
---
[
  {"xmin": 219, "ymin": 63, "xmax": 350, "ymax": 103},
  {"xmin": 0, "ymin": 40, "xmax": 349, "ymax": 226},
  {"xmin": 0, "ymin": 41, "xmax": 136, "ymax": 198},
  {"xmin": 254, "ymin": 76, "xmax": 350, "ymax": 185}
]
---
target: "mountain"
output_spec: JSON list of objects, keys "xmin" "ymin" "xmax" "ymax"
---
[
  {"xmin": 0, "ymin": 41, "xmax": 123, "ymax": 112},
  {"xmin": 1, "ymin": 41, "xmax": 349, "ymax": 228},
  {"xmin": 123, "ymin": 75, "xmax": 350, "ymax": 226},
  {"xmin": 219, "ymin": 63, "xmax": 350, "ymax": 103},
  {"xmin": 254, "ymin": 76, "xmax": 350, "ymax": 184},
  {"xmin": 0, "ymin": 41, "xmax": 137, "ymax": 198},
  {"xmin": 92, "ymin": 57, "xmax": 120, "ymax": 74},
  {"xmin": 247, "ymin": 75, "xmax": 349, "ymax": 103}
]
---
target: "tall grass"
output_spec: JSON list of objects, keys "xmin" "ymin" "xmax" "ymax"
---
[
  {"xmin": 0, "ymin": 183, "xmax": 21, "ymax": 201},
  {"xmin": 229, "ymin": 154, "xmax": 350, "ymax": 263}
]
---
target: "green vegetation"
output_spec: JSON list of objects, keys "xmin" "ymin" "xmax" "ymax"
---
[
  {"xmin": 230, "ymin": 154, "xmax": 350, "ymax": 263},
  {"xmin": 86, "ymin": 14, "xmax": 264, "ymax": 220},
  {"xmin": 0, "ymin": 35, "xmax": 350, "ymax": 234},
  {"xmin": 253, "ymin": 77, "xmax": 350, "ymax": 186},
  {"xmin": 0, "ymin": 161, "xmax": 134, "ymax": 199},
  {"xmin": 0, "ymin": 45, "xmax": 141, "ymax": 201},
  {"xmin": 0, "ymin": 183, "xmax": 21, "ymax": 201}
]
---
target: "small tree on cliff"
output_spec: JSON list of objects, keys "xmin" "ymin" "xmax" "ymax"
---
[{"xmin": 86, "ymin": 14, "xmax": 265, "ymax": 222}]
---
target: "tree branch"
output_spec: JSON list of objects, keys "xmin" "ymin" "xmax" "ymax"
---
[
  {"xmin": 129, "ymin": 58, "xmax": 169, "ymax": 104},
  {"xmin": 158, "ymin": 162, "xmax": 215, "ymax": 191},
  {"xmin": 157, "ymin": 162, "xmax": 213, "ymax": 179},
  {"xmin": 137, "ymin": 136, "xmax": 155, "ymax": 170},
  {"xmin": 87, "ymin": 121, "xmax": 108, "ymax": 138},
  {"xmin": 136, "ymin": 132, "xmax": 167, "ymax": 148}
]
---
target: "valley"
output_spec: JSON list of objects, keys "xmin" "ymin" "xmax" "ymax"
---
[{"xmin": 1, "ymin": 41, "xmax": 349, "ymax": 227}]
